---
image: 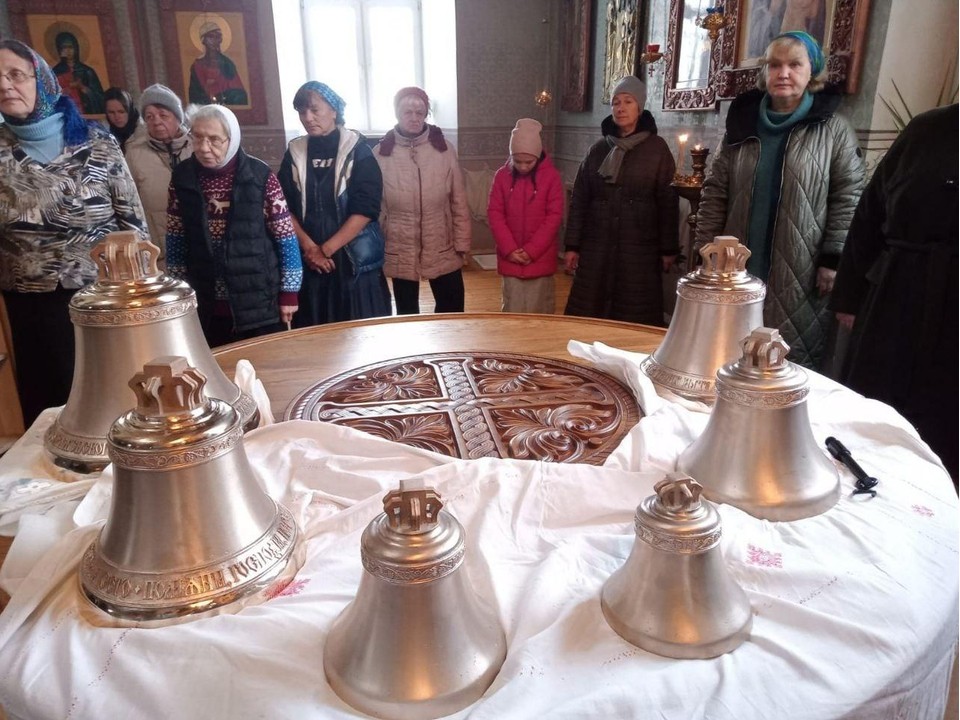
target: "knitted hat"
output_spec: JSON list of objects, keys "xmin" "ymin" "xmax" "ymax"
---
[
  {"xmin": 509, "ymin": 118, "xmax": 543, "ymax": 157},
  {"xmin": 394, "ymin": 86, "xmax": 430, "ymax": 114},
  {"xmin": 775, "ymin": 31, "xmax": 825, "ymax": 75},
  {"xmin": 611, "ymin": 75, "xmax": 647, "ymax": 111},
  {"xmin": 140, "ymin": 83, "xmax": 185, "ymax": 124}
]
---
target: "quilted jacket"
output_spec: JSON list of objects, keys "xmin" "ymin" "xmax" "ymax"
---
[
  {"xmin": 487, "ymin": 153, "xmax": 564, "ymax": 279},
  {"xmin": 695, "ymin": 88, "xmax": 864, "ymax": 367},
  {"xmin": 374, "ymin": 126, "xmax": 471, "ymax": 281}
]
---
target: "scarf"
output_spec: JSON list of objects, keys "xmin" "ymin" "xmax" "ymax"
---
[
  {"xmin": 148, "ymin": 131, "xmax": 191, "ymax": 169},
  {"xmin": 377, "ymin": 124, "xmax": 447, "ymax": 156},
  {"xmin": 296, "ymin": 81, "xmax": 346, "ymax": 125},
  {"xmin": 201, "ymin": 104, "xmax": 242, "ymax": 169},
  {"xmin": 597, "ymin": 129, "xmax": 651, "ymax": 184},
  {"xmin": 1, "ymin": 40, "xmax": 89, "ymax": 146}
]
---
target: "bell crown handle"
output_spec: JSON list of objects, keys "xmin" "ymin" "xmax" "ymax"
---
[
  {"xmin": 739, "ymin": 328, "xmax": 790, "ymax": 370},
  {"xmin": 654, "ymin": 473, "xmax": 703, "ymax": 512},
  {"xmin": 698, "ymin": 236, "xmax": 751, "ymax": 275},
  {"xmin": 90, "ymin": 231, "xmax": 161, "ymax": 281},
  {"xmin": 129, "ymin": 356, "xmax": 208, "ymax": 417},
  {"xmin": 383, "ymin": 478, "xmax": 444, "ymax": 533}
]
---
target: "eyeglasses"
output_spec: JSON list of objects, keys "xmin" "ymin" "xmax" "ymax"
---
[
  {"xmin": 189, "ymin": 133, "xmax": 228, "ymax": 149},
  {"xmin": 0, "ymin": 70, "xmax": 35, "ymax": 85}
]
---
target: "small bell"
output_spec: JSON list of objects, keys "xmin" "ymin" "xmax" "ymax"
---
[
  {"xmin": 45, "ymin": 231, "xmax": 258, "ymax": 474},
  {"xmin": 678, "ymin": 328, "xmax": 840, "ymax": 520},
  {"xmin": 641, "ymin": 236, "xmax": 765, "ymax": 401},
  {"xmin": 79, "ymin": 356, "xmax": 301, "ymax": 625},
  {"xmin": 601, "ymin": 473, "xmax": 752, "ymax": 659},
  {"xmin": 324, "ymin": 479, "xmax": 506, "ymax": 720}
]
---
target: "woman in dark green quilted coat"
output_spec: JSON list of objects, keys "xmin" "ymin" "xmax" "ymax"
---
[{"xmin": 695, "ymin": 32, "xmax": 864, "ymax": 368}]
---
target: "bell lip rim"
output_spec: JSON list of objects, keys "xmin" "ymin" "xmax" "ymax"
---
[
  {"xmin": 78, "ymin": 535, "xmax": 305, "ymax": 627},
  {"xmin": 701, "ymin": 479, "xmax": 841, "ymax": 522},
  {"xmin": 79, "ymin": 504, "xmax": 302, "ymax": 624},
  {"xmin": 600, "ymin": 597, "xmax": 753, "ymax": 659}
]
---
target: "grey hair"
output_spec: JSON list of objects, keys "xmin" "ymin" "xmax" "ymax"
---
[
  {"xmin": 188, "ymin": 104, "xmax": 231, "ymax": 138},
  {"xmin": 756, "ymin": 36, "xmax": 827, "ymax": 93}
]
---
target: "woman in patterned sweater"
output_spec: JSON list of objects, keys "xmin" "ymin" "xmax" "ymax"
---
[
  {"xmin": 166, "ymin": 104, "xmax": 302, "ymax": 347},
  {"xmin": 0, "ymin": 39, "xmax": 147, "ymax": 427}
]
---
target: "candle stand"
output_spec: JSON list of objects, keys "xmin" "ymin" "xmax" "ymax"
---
[{"xmin": 671, "ymin": 146, "xmax": 710, "ymax": 267}]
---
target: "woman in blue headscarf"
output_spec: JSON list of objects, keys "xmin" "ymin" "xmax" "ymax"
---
[
  {"xmin": 0, "ymin": 39, "xmax": 147, "ymax": 426},
  {"xmin": 696, "ymin": 31, "xmax": 864, "ymax": 369},
  {"xmin": 277, "ymin": 81, "xmax": 391, "ymax": 326}
]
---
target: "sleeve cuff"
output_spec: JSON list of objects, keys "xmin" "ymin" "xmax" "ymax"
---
[
  {"xmin": 279, "ymin": 291, "xmax": 299, "ymax": 307},
  {"xmin": 817, "ymin": 254, "xmax": 841, "ymax": 270}
]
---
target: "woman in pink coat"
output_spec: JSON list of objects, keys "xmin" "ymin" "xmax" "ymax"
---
[{"xmin": 487, "ymin": 119, "xmax": 564, "ymax": 313}]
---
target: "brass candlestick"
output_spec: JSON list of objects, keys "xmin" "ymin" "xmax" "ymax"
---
[{"xmin": 672, "ymin": 146, "xmax": 711, "ymax": 260}]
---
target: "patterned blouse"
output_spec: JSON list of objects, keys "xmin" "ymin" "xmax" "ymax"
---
[{"xmin": 0, "ymin": 126, "xmax": 147, "ymax": 293}]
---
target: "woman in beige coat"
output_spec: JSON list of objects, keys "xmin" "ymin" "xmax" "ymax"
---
[
  {"xmin": 374, "ymin": 87, "xmax": 471, "ymax": 313},
  {"xmin": 124, "ymin": 84, "xmax": 193, "ymax": 265}
]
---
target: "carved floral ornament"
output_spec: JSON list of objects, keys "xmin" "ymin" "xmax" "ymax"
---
[{"xmin": 286, "ymin": 352, "xmax": 641, "ymax": 465}]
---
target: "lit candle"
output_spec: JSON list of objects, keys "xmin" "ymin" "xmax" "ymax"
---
[
  {"xmin": 694, "ymin": 144, "xmax": 703, "ymax": 151},
  {"xmin": 678, "ymin": 133, "xmax": 689, "ymax": 175}
]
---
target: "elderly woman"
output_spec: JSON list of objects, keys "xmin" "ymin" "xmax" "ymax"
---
[
  {"xmin": 0, "ymin": 40, "xmax": 147, "ymax": 425},
  {"xmin": 696, "ymin": 31, "xmax": 864, "ymax": 368},
  {"xmin": 103, "ymin": 86, "xmax": 141, "ymax": 152},
  {"xmin": 125, "ymin": 84, "xmax": 193, "ymax": 263},
  {"xmin": 165, "ymin": 105, "xmax": 302, "ymax": 347},
  {"xmin": 563, "ymin": 76, "xmax": 679, "ymax": 326},
  {"xmin": 278, "ymin": 81, "xmax": 391, "ymax": 325},
  {"xmin": 375, "ymin": 86, "xmax": 471, "ymax": 314}
]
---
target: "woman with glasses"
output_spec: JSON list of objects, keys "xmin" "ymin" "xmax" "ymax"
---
[
  {"xmin": 0, "ymin": 39, "xmax": 147, "ymax": 426},
  {"xmin": 124, "ymin": 83, "xmax": 193, "ymax": 266},
  {"xmin": 278, "ymin": 81, "xmax": 391, "ymax": 326},
  {"xmin": 165, "ymin": 104, "xmax": 302, "ymax": 347}
]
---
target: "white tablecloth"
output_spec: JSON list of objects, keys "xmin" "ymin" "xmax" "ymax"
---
[{"xmin": 0, "ymin": 347, "xmax": 956, "ymax": 720}]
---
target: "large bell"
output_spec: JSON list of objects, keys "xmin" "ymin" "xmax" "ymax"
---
[
  {"xmin": 678, "ymin": 328, "xmax": 840, "ymax": 521},
  {"xmin": 324, "ymin": 480, "xmax": 506, "ymax": 720},
  {"xmin": 45, "ymin": 231, "xmax": 258, "ymax": 473},
  {"xmin": 641, "ymin": 236, "xmax": 765, "ymax": 401},
  {"xmin": 601, "ymin": 473, "xmax": 752, "ymax": 659},
  {"xmin": 79, "ymin": 356, "xmax": 301, "ymax": 625}
]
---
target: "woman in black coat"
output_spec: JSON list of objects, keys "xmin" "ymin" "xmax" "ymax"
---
[
  {"xmin": 563, "ymin": 76, "xmax": 679, "ymax": 326},
  {"xmin": 830, "ymin": 104, "xmax": 958, "ymax": 480}
]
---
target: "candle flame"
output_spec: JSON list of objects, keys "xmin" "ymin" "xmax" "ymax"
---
[{"xmin": 679, "ymin": 133, "xmax": 689, "ymax": 142}]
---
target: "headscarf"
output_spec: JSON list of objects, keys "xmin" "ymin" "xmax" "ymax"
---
[
  {"xmin": 103, "ymin": 86, "xmax": 140, "ymax": 148},
  {"xmin": 775, "ymin": 31, "xmax": 825, "ymax": 76},
  {"xmin": 200, "ymin": 104, "xmax": 241, "ymax": 169},
  {"xmin": 393, "ymin": 86, "xmax": 430, "ymax": 115},
  {"xmin": 0, "ymin": 40, "xmax": 89, "ymax": 145},
  {"xmin": 294, "ymin": 81, "xmax": 346, "ymax": 125}
]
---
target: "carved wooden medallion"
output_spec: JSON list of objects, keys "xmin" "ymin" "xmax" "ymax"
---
[{"xmin": 285, "ymin": 352, "xmax": 642, "ymax": 465}]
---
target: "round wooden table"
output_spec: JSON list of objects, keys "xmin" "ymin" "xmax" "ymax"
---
[{"xmin": 213, "ymin": 313, "xmax": 666, "ymax": 419}]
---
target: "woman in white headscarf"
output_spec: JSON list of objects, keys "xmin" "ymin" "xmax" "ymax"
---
[{"xmin": 165, "ymin": 104, "xmax": 302, "ymax": 347}]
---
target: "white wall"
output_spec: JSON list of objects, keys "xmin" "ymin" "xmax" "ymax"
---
[{"xmin": 870, "ymin": 0, "xmax": 959, "ymax": 131}]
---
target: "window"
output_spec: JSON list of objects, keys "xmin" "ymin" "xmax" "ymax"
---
[
  {"xmin": 301, "ymin": 0, "xmax": 422, "ymax": 133},
  {"xmin": 273, "ymin": 0, "xmax": 456, "ymax": 139}
]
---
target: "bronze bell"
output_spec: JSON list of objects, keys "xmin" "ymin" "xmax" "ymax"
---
[
  {"xmin": 678, "ymin": 328, "xmax": 840, "ymax": 521},
  {"xmin": 601, "ymin": 473, "xmax": 752, "ymax": 659},
  {"xmin": 324, "ymin": 480, "xmax": 506, "ymax": 720},
  {"xmin": 44, "ymin": 231, "xmax": 258, "ymax": 474},
  {"xmin": 79, "ymin": 356, "xmax": 301, "ymax": 625},
  {"xmin": 641, "ymin": 236, "xmax": 765, "ymax": 401}
]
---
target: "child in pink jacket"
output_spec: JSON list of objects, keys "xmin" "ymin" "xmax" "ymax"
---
[{"xmin": 487, "ymin": 118, "xmax": 565, "ymax": 313}]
